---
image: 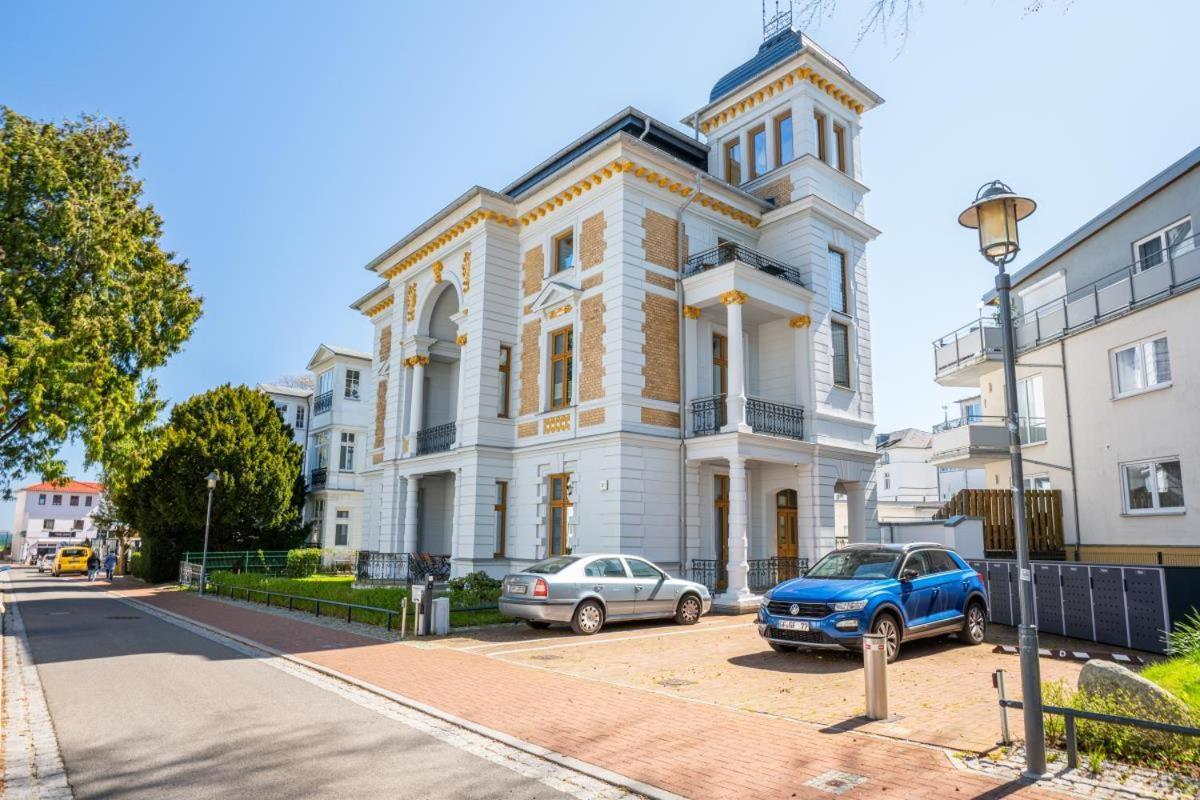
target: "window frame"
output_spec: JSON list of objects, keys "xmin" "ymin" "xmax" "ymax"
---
[
  {"xmin": 42, "ymin": 518, "xmax": 54, "ymax": 530},
  {"xmin": 552, "ymin": 228, "xmax": 575, "ymax": 274},
  {"xmin": 833, "ymin": 122, "xmax": 848, "ymax": 173},
  {"xmin": 548, "ymin": 325, "xmax": 574, "ymax": 410},
  {"xmin": 813, "ymin": 110, "xmax": 828, "ymax": 163},
  {"xmin": 1132, "ymin": 216, "xmax": 1193, "ymax": 272},
  {"xmin": 338, "ymin": 431, "xmax": 356, "ymax": 472},
  {"xmin": 52, "ymin": 494, "xmax": 62, "ymax": 506},
  {"xmin": 830, "ymin": 319, "xmax": 853, "ymax": 389},
  {"xmin": 723, "ymin": 138, "xmax": 742, "ymax": 185},
  {"xmin": 85, "ymin": 496, "xmax": 92, "ymax": 507},
  {"xmin": 344, "ymin": 369, "xmax": 361, "ymax": 400},
  {"xmin": 314, "ymin": 431, "xmax": 330, "ymax": 469},
  {"xmin": 747, "ymin": 123, "xmax": 767, "ymax": 180},
  {"xmin": 1110, "ymin": 335, "xmax": 1172, "ymax": 399},
  {"xmin": 774, "ymin": 111, "xmax": 794, "ymax": 166},
  {"xmin": 317, "ymin": 369, "xmax": 334, "ymax": 395},
  {"xmin": 295, "ymin": 405, "xmax": 306, "ymax": 429},
  {"xmin": 38, "ymin": 494, "xmax": 46, "ymax": 505},
  {"xmin": 335, "ymin": 509, "xmax": 350, "ymax": 546},
  {"xmin": 70, "ymin": 494, "xmax": 79, "ymax": 506},
  {"xmin": 547, "ymin": 473, "xmax": 572, "ymax": 557},
  {"xmin": 1120, "ymin": 457, "xmax": 1185, "ymax": 515},
  {"xmin": 1016, "ymin": 375, "xmax": 1047, "ymax": 445},
  {"xmin": 498, "ymin": 345, "xmax": 512, "ymax": 418},
  {"xmin": 828, "ymin": 246, "xmax": 849, "ymax": 314},
  {"xmin": 313, "ymin": 499, "xmax": 326, "ymax": 545},
  {"xmin": 494, "ymin": 480, "xmax": 508, "ymax": 557},
  {"xmin": 711, "ymin": 332, "xmax": 728, "ymax": 396}
]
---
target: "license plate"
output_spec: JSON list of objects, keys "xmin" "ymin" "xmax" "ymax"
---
[
  {"xmin": 507, "ymin": 584, "xmax": 527, "ymax": 595},
  {"xmin": 778, "ymin": 619, "xmax": 809, "ymax": 632}
]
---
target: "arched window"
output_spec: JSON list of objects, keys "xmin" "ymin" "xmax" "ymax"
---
[{"xmin": 776, "ymin": 489, "xmax": 797, "ymax": 509}]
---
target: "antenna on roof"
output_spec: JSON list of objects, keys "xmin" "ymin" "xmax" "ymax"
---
[{"xmin": 763, "ymin": 0, "xmax": 793, "ymax": 39}]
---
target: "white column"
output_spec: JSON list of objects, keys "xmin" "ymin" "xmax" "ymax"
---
[
  {"xmin": 407, "ymin": 355, "xmax": 427, "ymax": 454},
  {"xmin": 722, "ymin": 293, "xmax": 749, "ymax": 432},
  {"xmin": 403, "ymin": 474, "xmax": 420, "ymax": 553},
  {"xmin": 847, "ymin": 483, "xmax": 867, "ymax": 543},
  {"xmin": 721, "ymin": 456, "xmax": 752, "ymax": 602}
]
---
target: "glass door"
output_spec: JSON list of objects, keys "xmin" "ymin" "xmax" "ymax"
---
[{"xmin": 714, "ymin": 475, "xmax": 730, "ymax": 592}]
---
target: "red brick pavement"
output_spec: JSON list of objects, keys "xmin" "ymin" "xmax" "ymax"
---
[{"xmin": 118, "ymin": 586, "xmax": 1058, "ymax": 800}]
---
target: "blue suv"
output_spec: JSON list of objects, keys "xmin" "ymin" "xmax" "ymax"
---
[{"xmin": 757, "ymin": 543, "xmax": 988, "ymax": 662}]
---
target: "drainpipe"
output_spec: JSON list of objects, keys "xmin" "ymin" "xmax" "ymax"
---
[
  {"xmin": 1060, "ymin": 339, "xmax": 1083, "ymax": 561},
  {"xmin": 675, "ymin": 174, "xmax": 704, "ymax": 577}
]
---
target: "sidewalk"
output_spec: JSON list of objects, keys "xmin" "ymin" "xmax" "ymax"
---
[{"xmin": 117, "ymin": 585, "xmax": 1057, "ymax": 800}]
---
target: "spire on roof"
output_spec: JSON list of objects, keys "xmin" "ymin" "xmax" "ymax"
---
[{"xmin": 762, "ymin": 0, "xmax": 794, "ymax": 40}]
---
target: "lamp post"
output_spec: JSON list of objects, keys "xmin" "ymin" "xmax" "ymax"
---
[
  {"xmin": 199, "ymin": 470, "xmax": 218, "ymax": 596},
  {"xmin": 958, "ymin": 180, "xmax": 1045, "ymax": 777}
]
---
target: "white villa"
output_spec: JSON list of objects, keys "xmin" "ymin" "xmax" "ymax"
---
[
  {"xmin": 11, "ymin": 480, "xmax": 105, "ymax": 563},
  {"xmin": 351, "ymin": 21, "xmax": 884, "ymax": 608}
]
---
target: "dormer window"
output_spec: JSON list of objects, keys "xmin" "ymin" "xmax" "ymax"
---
[
  {"xmin": 724, "ymin": 139, "xmax": 742, "ymax": 185},
  {"xmin": 748, "ymin": 124, "xmax": 767, "ymax": 180},
  {"xmin": 553, "ymin": 230, "xmax": 575, "ymax": 273},
  {"xmin": 813, "ymin": 110, "xmax": 827, "ymax": 163},
  {"xmin": 775, "ymin": 112, "xmax": 793, "ymax": 166}
]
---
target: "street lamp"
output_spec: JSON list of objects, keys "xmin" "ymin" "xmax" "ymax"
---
[
  {"xmin": 199, "ymin": 470, "xmax": 219, "ymax": 596},
  {"xmin": 958, "ymin": 179, "xmax": 1046, "ymax": 777}
]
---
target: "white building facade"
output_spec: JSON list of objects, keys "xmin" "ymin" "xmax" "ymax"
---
[
  {"xmin": 11, "ymin": 480, "xmax": 104, "ymax": 563},
  {"xmin": 353, "ymin": 28, "xmax": 884, "ymax": 608}
]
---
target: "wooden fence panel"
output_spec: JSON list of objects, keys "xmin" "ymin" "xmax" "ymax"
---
[{"xmin": 935, "ymin": 488, "xmax": 1063, "ymax": 554}]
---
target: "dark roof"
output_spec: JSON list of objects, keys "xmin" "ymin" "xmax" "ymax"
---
[
  {"xmin": 710, "ymin": 28, "xmax": 808, "ymax": 102},
  {"xmin": 983, "ymin": 144, "xmax": 1200, "ymax": 302},
  {"xmin": 501, "ymin": 108, "xmax": 708, "ymax": 199}
]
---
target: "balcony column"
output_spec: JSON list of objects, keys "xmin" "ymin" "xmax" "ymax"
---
[
  {"xmin": 846, "ymin": 483, "xmax": 867, "ymax": 544},
  {"xmin": 402, "ymin": 474, "xmax": 420, "ymax": 553},
  {"xmin": 717, "ymin": 455, "xmax": 755, "ymax": 611},
  {"xmin": 682, "ymin": 306, "xmax": 701, "ymax": 435},
  {"xmin": 405, "ymin": 354, "xmax": 429, "ymax": 456},
  {"xmin": 721, "ymin": 291, "xmax": 750, "ymax": 432},
  {"xmin": 790, "ymin": 313, "xmax": 814, "ymax": 438}
]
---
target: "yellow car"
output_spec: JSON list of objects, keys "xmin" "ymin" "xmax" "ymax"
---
[{"xmin": 52, "ymin": 547, "xmax": 92, "ymax": 577}]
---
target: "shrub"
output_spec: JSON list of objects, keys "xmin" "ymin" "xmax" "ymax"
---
[
  {"xmin": 447, "ymin": 571, "xmax": 502, "ymax": 607},
  {"xmin": 285, "ymin": 548, "xmax": 322, "ymax": 578},
  {"xmin": 1167, "ymin": 611, "xmax": 1200, "ymax": 659},
  {"xmin": 128, "ymin": 551, "xmax": 144, "ymax": 579}
]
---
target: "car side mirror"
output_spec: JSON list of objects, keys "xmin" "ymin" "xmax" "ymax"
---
[{"xmin": 900, "ymin": 568, "xmax": 919, "ymax": 581}]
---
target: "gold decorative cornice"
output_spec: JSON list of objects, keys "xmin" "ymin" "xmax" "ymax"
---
[
  {"xmin": 719, "ymin": 290, "xmax": 748, "ymax": 305},
  {"xmin": 364, "ymin": 293, "xmax": 395, "ymax": 318},
  {"xmin": 461, "ymin": 251, "xmax": 471, "ymax": 293},
  {"xmin": 789, "ymin": 314, "xmax": 812, "ymax": 328},
  {"xmin": 405, "ymin": 283, "xmax": 417, "ymax": 322},
  {"xmin": 432, "ymin": 261, "xmax": 443, "ymax": 283},
  {"xmin": 700, "ymin": 66, "xmax": 865, "ymax": 135},
  {"xmin": 455, "ymin": 333, "xmax": 468, "ymax": 347},
  {"xmin": 403, "ymin": 355, "xmax": 430, "ymax": 368},
  {"xmin": 547, "ymin": 304, "xmax": 573, "ymax": 319},
  {"xmin": 682, "ymin": 305, "xmax": 702, "ymax": 319},
  {"xmin": 382, "ymin": 208, "xmax": 518, "ymax": 280}
]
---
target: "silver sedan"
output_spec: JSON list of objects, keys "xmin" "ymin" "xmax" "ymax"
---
[{"xmin": 499, "ymin": 554, "xmax": 712, "ymax": 635}]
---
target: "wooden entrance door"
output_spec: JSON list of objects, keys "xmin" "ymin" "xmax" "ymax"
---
[
  {"xmin": 776, "ymin": 490, "xmax": 800, "ymax": 580},
  {"xmin": 714, "ymin": 475, "xmax": 730, "ymax": 592}
]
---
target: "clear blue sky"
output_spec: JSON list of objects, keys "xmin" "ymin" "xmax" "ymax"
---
[{"xmin": 2, "ymin": 0, "xmax": 1197, "ymax": 528}]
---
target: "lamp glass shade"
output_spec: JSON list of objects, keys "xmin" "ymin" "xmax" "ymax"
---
[
  {"xmin": 206, "ymin": 471, "xmax": 219, "ymax": 489},
  {"xmin": 976, "ymin": 197, "xmax": 1019, "ymax": 262}
]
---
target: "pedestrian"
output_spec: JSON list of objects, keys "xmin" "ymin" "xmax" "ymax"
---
[
  {"xmin": 86, "ymin": 551, "xmax": 100, "ymax": 582},
  {"xmin": 104, "ymin": 551, "xmax": 117, "ymax": 581}
]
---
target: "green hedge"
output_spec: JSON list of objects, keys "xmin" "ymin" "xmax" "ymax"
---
[
  {"xmin": 128, "ymin": 551, "xmax": 145, "ymax": 579},
  {"xmin": 284, "ymin": 548, "xmax": 322, "ymax": 578}
]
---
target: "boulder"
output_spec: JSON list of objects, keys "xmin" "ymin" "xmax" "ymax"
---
[{"xmin": 1077, "ymin": 659, "xmax": 1191, "ymax": 723}]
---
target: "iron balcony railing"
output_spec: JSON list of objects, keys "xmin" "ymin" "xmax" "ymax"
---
[
  {"xmin": 682, "ymin": 243, "xmax": 805, "ymax": 287},
  {"xmin": 354, "ymin": 551, "xmax": 452, "ymax": 584},
  {"xmin": 309, "ymin": 467, "xmax": 327, "ymax": 488},
  {"xmin": 313, "ymin": 390, "xmax": 333, "ymax": 415},
  {"xmin": 415, "ymin": 421, "xmax": 455, "ymax": 455},
  {"xmin": 746, "ymin": 397, "xmax": 805, "ymax": 439},
  {"xmin": 691, "ymin": 394, "xmax": 725, "ymax": 435},
  {"xmin": 690, "ymin": 557, "xmax": 809, "ymax": 593},
  {"xmin": 934, "ymin": 230, "xmax": 1200, "ymax": 375}
]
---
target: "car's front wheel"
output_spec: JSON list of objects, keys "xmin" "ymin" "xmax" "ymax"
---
[
  {"xmin": 960, "ymin": 601, "xmax": 987, "ymax": 645},
  {"xmin": 674, "ymin": 594, "xmax": 702, "ymax": 625},
  {"xmin": 871, "ymin": 614, "xmax": 901, "ymax": 663},
  {"xmin": 571, "ymin": 600, "xmax": 605, "ymax": 635},
  {"xmin": 525, "ymin": 620, "xmax": 552, "ymax": 630}
]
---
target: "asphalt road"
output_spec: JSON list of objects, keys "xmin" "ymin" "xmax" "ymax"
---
[{"xmin": 7, "ymin": 568, "xmax": 571, "ymax": 800}]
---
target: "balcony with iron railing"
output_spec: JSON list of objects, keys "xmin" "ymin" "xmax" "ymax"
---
[
  {"xmin": 683, "ymin": 243, "xmax": 805, "ymax": 288},
  {"xmin": 690, "ymin": 557, "xmax": 809, "ymax": 594},
  {"xmin": 313, "ymin": 390, "xmax": 333, "ymax": 415},
  {"xmin": 690, "ymin": 395, "xmax": 805, "ymax": 440},
  {"xmin": 414, "ymin": 421, "xmax": 456, "ymax": 455},
  {"xmin": 933, "ymin": 231, "xmax": 1200, "ymax": 386},
  {"xmin": 309, "ymin": 467, "xmax": 327, "ymax": 488}
]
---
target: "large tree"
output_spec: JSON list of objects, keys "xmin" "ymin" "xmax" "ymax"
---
[
  {"xmin": 115, "ymin": 385, "xmax": 307, "ymax": 582},
  {"xmin": 0, "ymin": 107, "xmax": 202, "ymax": 494}
]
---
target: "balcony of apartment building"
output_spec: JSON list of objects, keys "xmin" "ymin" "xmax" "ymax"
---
[
  {"xmin": 933, "ymin": 231, "xmax": 1200, "ymax": 386},
  {"xmin": 682, "ymin": 243, "xmax": 811, "ymax": 449},
  {"xmin": 928, "ymin": 414, "xmax": 1046, "ymax": 469}
]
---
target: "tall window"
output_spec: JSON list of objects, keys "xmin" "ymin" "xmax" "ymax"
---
[
  {"xmin": 1122, "ymin": 458, "xmax": 1184, "ymax": 513},
  {"xmin": 831, "ymin": 321, "xmax": 851, "ymax": 388},
  {"xmin": 813, "ymin": 110, "xmax": 827, "ymax": 163},
  {"xmin": 38, "ymin": 494, "xmax": 46, "ymax": 505},
  {"xmin": 1112, "ymin": 336, "xmax": 1171, "ymax": 397},
  {"xmin": 338, "ymin": 432, "xmax": 356, "ymax": 471},
  {"xmin": 833, "ymin": 123, "xmax": 848, "ymax": 173},
  {"xmin": 1016, "ymin": 375, "xmax": 1047, "ymax": 444},
  {"xmin": 295, "ymin": 405, "xmax": 306, "ymax": 429},
  {"xmin": 317, "ymin": 370, "xmax": 333, "ymax": 395},
  {"xmin": 313, "ymin": 499, "xmax": 325, "ymax": 545},
  {"xmin": 344, "ymin": 369, "xmax": 361, "ymax": 399},
  {"xmin": 553, "ymin": 229, "xmax": 575, "ymax": 273},
  {"xmin": 774, "ymin": 112, "xmax": 793, "ymax": 166},
  {"xmin": 1134, "ymin": 217, "xmax": 1193, "ymax": 272},
  {"xmin": 498, "ymin": 345, "xmax": 512, "ymax": 418},
  {"xmin": 748, "ymin": 124, "xmax": 767, "ymax": 180},
  {"xmin": 548, "ymin": 474, "xmax": 571, "ymax": 557},
  {"xmin": 335, "ymin": 509, "xmax": 350, "ymax": 546},
  {"xmin": 70, "ymin": 495, "xmax": 79, "ymax": 506},
  {"xmin": 724, "ymin": 138, "xmax": 742, "ymax": 185},
  {"xmin": 549, "ymin": 326, "xmax": 573, "ymax": 410},
  {"xmin": 52, "ymin": 494, "xmax": 62, "ymax": 506},
  {"xmin": 494, "ymin": 481, "xmax": 508, "ymax": 557},
  {"xmin": 84, "ymin": 496, "xmax": 92, "ymax": 507},
  {"xmin": 711, "ymin": 333, "xmax": 728, "ymax": 395},
  {"xmin": 276, "ymin": 401, "xmax": 289, "ymax": 417},
  {"xmin": 828, "ymin": 247, "xmax": 848, "ymax": 313},
  {"xmin": 314, "ymin": 431, "xmax": 330, "ymax": 469}
]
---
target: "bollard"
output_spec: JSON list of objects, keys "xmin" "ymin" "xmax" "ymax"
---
[
  {"xmin": 400, "ymin": 597, "xmax": 409, "ymax": 639},
  {"xmin": 863, "ymin": 633, "xmax": 889, "ymax": 720},
  {"xmin": 994, "ymin": 669, "xmax": 1013, "ymax": 745},
  {"xmin": 420, "ymin": 574, "xmax": 435, "ymax": 636}
]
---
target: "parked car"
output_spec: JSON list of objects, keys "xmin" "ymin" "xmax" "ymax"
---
[
  {"xmin": 37, "ymin": 553, "xmax": 54, "ymax": 573},
  {"xmin": 51, "ymin": 547, "xmax": 92, "ymax": 577},
  {"xmin": 500, "ymin": 554, "xmax": 712, "ymax": 635},
  {"xmin": 757, "ymin": 542, "xmax": 988, "ymax": 662}
]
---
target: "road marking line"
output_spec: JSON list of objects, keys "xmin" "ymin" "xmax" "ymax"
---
[
  {"xmin": 483, "ymin": 622, "xmax": 751, "ymax": 657},
  {"xmin": 457, "ymin": 618, "xmax": 750, "ymax": 652}
]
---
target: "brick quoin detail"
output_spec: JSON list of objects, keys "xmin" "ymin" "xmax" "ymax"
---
[
  {"xmin": 641, "ymin": 209, "xmax": 687, "ymax": 270},
  {"xmin": 579, "ymin": 211, "xmax": 606, "ymax": 269},
  {"xmin": 752, "ymin": 175, "xmax": 794, "ymax": 207},
  {"xmin": 517, "ymin": 421, "xmax": 538, "ymax": 438},
  {"xmin": 578, "ymin": 407, "xmax": 605, "ymax": 427},
  {"xmin": 581, "ymin": 273, "xmax": 603, "ymax": 291},
  {"xmin": 522, "ymin": 245, "xmax": 544, "ymax": 297},
  {"xmin": 644, "ymin": 270, "xmax": 677, "ymax": 291},
  {"xmin": 519, "ymin": 318, "xmax": 542, "ymax": 416},
  {"xmin": 641, "ymin": 292, "xmax": 679, "ymax": 402},
  {"xmin": 579, "ymin": 294, "xmax": 606, "ymax": 402},
  {"xmin": 378, "ymin": 324, "xmax": 392, "ymax": 364},
  {"xmin": 373, "ymin": 379, "xmax": 387, "ymax": 449},
  {"xmin": 641, "ymin": 407, "xmax": 680, "ymax": 428}
]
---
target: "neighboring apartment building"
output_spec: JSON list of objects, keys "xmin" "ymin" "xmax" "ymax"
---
[
  {"xmin": 875, "ymin": 426, "xmax": 984, "ymax": 519},
  {"xmin": 351, "ymin": 20, "xmax": 884, "ymax": 608},
  {"xmin": 11, "ymin": 480, "xmax": 104, "ymax": 562},
  {"xmin": 259, "ymin": 382, "xmax": 312, "ymax": 457},
  {"xmin": 931, "ymin": 145, "xmax": 1200, "ymax": 563}
]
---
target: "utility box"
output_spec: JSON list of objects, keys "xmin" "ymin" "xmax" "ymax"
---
[{"xmin": 432, "ymin": 597, "xmax": 450, "ymax": 636}]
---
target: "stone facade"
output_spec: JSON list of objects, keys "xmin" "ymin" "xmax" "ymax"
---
[
  {"xmin": 522, "ymin": 245, "xmax": 543, "ymax": 297},
  {"xmin": 641, "ymin": 292, "xmax": 679, "ymax": 403},
  {"xmin": 519, "ymin": 318, "xmax": 541, "ymax": 416},
  {"xmin": 751, "ymin": 175, "xmax": 794, "ymax": 207},
  {"xmin": 580, "ymin": 211, "xmax": 606, "ymax": 269},
  {"xmin": 579, "ymin": 294, "xmax": 606, "ymax": 402},
  {"xmin": 642, "ymin": 209, "xmax": 686, "ymax": 270}
]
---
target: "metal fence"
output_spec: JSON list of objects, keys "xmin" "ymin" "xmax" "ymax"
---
[
  {"xmin": 181, "ymin": 550, "xmax": 291, "ymax": 575},
  {"xmin": 690, "ymin": 557, "xmax": 808, "ymax": 593},
  {"xmin": 354, "ymin": 552, "xmax": 452, "ymax": 584},
  {"xmin": 682, "ymin": 243, "xmax": 805, "ymax": 287}
]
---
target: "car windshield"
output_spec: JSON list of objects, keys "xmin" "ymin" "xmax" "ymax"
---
[
  {"xmin": 806, "ymin": 550, "xmax": 900, "ymax": 580},
  {"xmin": 61, "ymin": 549, "xmax": 84, "ymax": 557},
  {"xmin": 524, "ymin": 556, "xmax": 580, "ymax": 575}
]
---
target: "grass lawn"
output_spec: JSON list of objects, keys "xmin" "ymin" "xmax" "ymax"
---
[
  {"xmin": 205, "ymin": 572, "xmax": 511, "ymax": 629},
  {"xmin": 1143, "ymin": 653, "xmax": 1200, "ymax": 717}
]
